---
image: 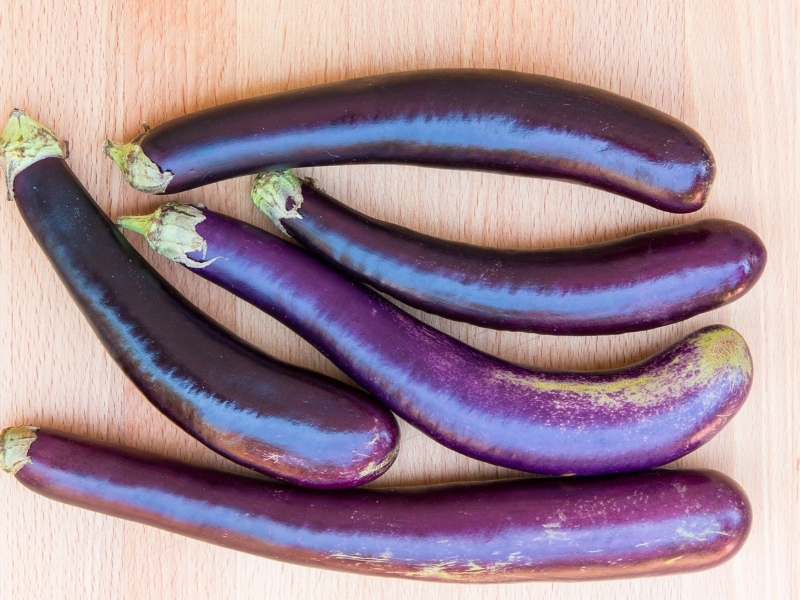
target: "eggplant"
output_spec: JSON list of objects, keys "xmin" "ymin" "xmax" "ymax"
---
[
  {"xmin": 1, "ymin": 426, "xmax": 751, "ymax": 583},
  {"xmin": 0, "ymin": 110, "xmax": 399, "ymax": 489},
  {"xmin": 252, "ymin": 171, "xmax": 766, "ymax": 335},
  {"xmin": 105, "ymin": 69, "xmax": 715, "ymax": 212},
  {"xmin": 118, "ymin": 202, "xmax": 753, "ymax": 476}
]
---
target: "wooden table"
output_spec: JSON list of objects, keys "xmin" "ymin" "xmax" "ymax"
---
[{"xmin": 1, "ymin": 2, "xmax": 796, "ymax": 598}]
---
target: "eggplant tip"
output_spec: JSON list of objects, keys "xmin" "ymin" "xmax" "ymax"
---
[
  {"xmin": 1, "ymin": 426, "xmax": 38, "ymax": 475},
  {"xmin": 104, "ymin": 139, "xmax": 173, "ymax": 194},
  {"xmin": 0, "ymin": 110, "xmax": 65, "ymax": 199},
  {"xmin": 676, "ymin": 151, "xmax": 715, "ymax": 211},
  {"xmin": 358, "ymin": 441, "xmax": 399, "ymax": 480},
  {"xmin": 696, "ymin": 325, "xmax": 752, "ymax": 376}
]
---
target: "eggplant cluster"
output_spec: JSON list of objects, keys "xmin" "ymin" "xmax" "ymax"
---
[{"xmin": 0, "ymin": 70, "xmax": 765, "ymax": 583}]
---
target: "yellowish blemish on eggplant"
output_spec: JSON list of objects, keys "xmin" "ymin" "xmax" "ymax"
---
[
  {"xmin": 327, "ymin": 552, "xmax": 542, "ymax": 582},
  {"xmin": 694, "ymin": 327, "xmax": 752, "ymax": 376},
  {"xmin": 492, "ymin": 327, "xmax": 750, "ymax": 408},
  {"xmin": 414, "ymin": 561, "xmax": 461, "ymax": 579},
  {"xmin": 330, "ymin": 551, "xmax": 394, "ymax": 564},
  {"xmin": 676, "ymin": 522, "xmax": 731, "ymax": 541},
  {"xmin": 410, "ymin": 553, "xmax": 532, "ymax": 581},
  {"xmin": 493, "ymin": 370, "xmax": 661, "ymax": 407},
  {"xmin": 358, "ymin": 443, "xmax": 399, "ymax": 479}
]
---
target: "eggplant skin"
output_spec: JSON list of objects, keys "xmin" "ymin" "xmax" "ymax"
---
[
  {"xmin": 122, "ymin": 203, "xmax": 753, "ymax": 476},
  {"xmin": 4, "ymin": 427, "xmax": 750, "ymax": 583},
  {"xmin": 109, "ymin": 69, "xmax": 715, "ymax": 212},
  {"xmin": 255, "ymin": 172, "xmax": 766, "ymax": 335},
  {"xmin": 1, "ymin": 113, "xmax": 399, "ymax": 489}
]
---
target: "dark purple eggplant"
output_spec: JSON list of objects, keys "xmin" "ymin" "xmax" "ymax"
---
[
  {"xmin": 105, "ymin": 69, "xmax": 715, "ymax": 212},
  {"xmin": 2, "ymin": 426, "xmax": 751, "ymax": 583},
  {"xmin": 0, "ymin": 110, "xmax": 399, "ymax": 489},
  {"xmin": 118, "ymin": 202, "xmax": 753, "ymax": 476},
  {"xmin": 251, "ymin": 171, "xmax": 766, "ymax": 335}
]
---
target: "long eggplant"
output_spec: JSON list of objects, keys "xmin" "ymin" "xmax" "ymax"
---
[
  {"xmin": 1, "ymin": 426, "xmax": 751, "ymax": 583},
  {"xmin": 105, "ymin": 69, "xmax": 715, "ymax": 212},
  {"xmin": 252, "ymin": 171, "xmax": 766, "ymax": 335},
  {"xmin": 118, "ymin": 202, "xmax": 753, "ymax": 476},
  {"xmin": 0, "ymin": 110, "xmax": 399, "ymax": 489}
]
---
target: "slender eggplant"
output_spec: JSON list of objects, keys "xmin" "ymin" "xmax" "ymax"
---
[
  {"xmin": 118, "ymin": 202, "xmax": 753, "ymax": 476},
  {"xmin": 0, "ymin": 110, "xmax": 399, "ymax": 489},
  {"xmin": 252, "ymin": 171, "xmax": 766, "ymax": 335},
  {"xmin": 2, "ymin": 426, "xmax": 751, "ymax": 583},
  {"xmin": 105, "ymin": 69, "xmax": 715, "ymax": 212}
]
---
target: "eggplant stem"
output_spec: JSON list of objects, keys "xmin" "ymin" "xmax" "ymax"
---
[
  {"xmin": 251, "ymin": 171, "xmax": 305, "ymax": 235},
  {"xmin": 104, "ymin": 139, "xmax": 173, "ymax": 194},
  {"xmin": 0, "ymin": 109, "xmax": 66, "ymax": 200},
  {"xmin": 115, "ymin": 212, "xmax": 153, "ymax": 236},
  {"xmin": 118, "ymin": 203, "xmax": 222, "ymax": 269},
  {"xmin": 1, "ymin": 426, "xmax": 38, "ymax": 474}
]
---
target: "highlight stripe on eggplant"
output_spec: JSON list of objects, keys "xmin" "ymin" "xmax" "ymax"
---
[
  {"xmin": 252, "ymin": 171, "xmax": 766, "ymax": 335},
  {"xmin": 0, "ymin": 110, "xmax": 399, "ymax": 489},
  {"xmin": 118, "ymin": 202, "xmax": 753, "ymax": 477},
  {"xmin": 105, "ymin": 69, "xmax": 715, "ymax": 212},
  {"xmin": 1, "ymin": 426, "xmax": 752, "ymax": 583}
]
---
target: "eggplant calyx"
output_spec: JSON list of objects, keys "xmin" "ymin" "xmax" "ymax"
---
[
  {"xmin": 1, "ymin": 426, "xmax": 38, "ymax": 475},
  {"xmin": 0, "ymin": 109, "xmax": 66, "ymax": 200},
  {"xmin": 117, "ymin": 202, "xmax": 222, "ymax": 268},
  {"xmin": 104, "ymin": 139, "xmax": 173, "ymax": 194},
  {"xmin": 251, "ymin": 171, "xmax": 305, "ymax": 235}
]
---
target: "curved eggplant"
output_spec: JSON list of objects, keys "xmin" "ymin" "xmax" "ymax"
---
[
  {"xmin": 252, "ymin": 171, "xmax": 766, "ymax": 335},
  {"xmin": 118, "ymin": 202, "xmax": 753, "ymax": 476},
  {"xmin": 105, "ymin": 69, "xmax": 715, "ymax": 212},
  {"xmin": 2, "ymin": 426, "xmax": 751, "ymax": 583},
  {"xmin": 0, "ymin": 110, "xmax": 399, "ymax": 489}
]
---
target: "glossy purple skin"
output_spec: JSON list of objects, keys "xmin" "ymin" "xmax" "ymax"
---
[
  {"xmin": 12, "ymin": 428, "xmax": 751, "ymax": 583},
  {"xmin": 165, "ymin": 207, "xmax": 753, "ymax": 476},
  {"xmin": 10, "ymin": 158, "xmax": 399, "ymax": 488},
  {"xmin": 275, "ymin": 180, "xmax": 766, "ymax": 335},
  {"xmin": 142, "ymin": 69, "xmax": 715, "ymax": 212}
]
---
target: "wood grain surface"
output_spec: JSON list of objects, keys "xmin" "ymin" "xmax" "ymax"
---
[{"xmin": 0, "ymin": 1, "xmax": 797, "ymax": 598}]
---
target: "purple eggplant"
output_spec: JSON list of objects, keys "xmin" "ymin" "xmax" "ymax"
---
[
  {"xmin": 105, "ymin": 69, "xmax": 715, "ymax": 213},
  {"xmin": 0, "ymin": 110, "xmax": 399, "ymax": 489},
  {"xmin": 118, "ymin": 202, "xmax": 753, "ymax": 476},
  {"xmin": 1, "ymin": 426, "xmax": 751, "ymax": 583},
  {"xmin": 252, "ymin": 171, "xmax": 766, "ymax": 335}
]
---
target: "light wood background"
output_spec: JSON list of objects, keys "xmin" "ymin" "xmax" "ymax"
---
[{"xmin": 0, "ymin": 1, "xmax": 796, "ymax": 599}]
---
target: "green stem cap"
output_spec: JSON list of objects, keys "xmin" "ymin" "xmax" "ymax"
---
[
  {"xmin": 117, "ymin": 202, "xmax": 221, "ymax": 268},
  {"xmin": 251, "ymin": 171, "xmax": 305, "ymax": 235},
  {"xmin": 0, "ymin": 110, "xmax": 66, "ymax": 200},
  {"xmin": 104, "ymin": 138, "xmax": 173, "ymax": 194},
  {"xmin": 1, "ymin": 426, "xmax": 38, "ymax": 475}
]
